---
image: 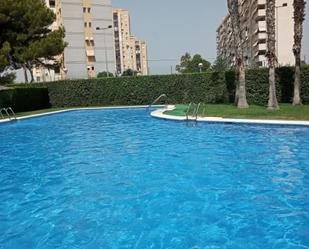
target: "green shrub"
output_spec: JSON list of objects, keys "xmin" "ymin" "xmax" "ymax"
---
[
  {"xmin": 301, "ymin": 66, "xmax": 309, "ymax": 103},
  {"xmin": 0, "ymin": 87, "xmax": 50, "ymax": 112},
  {"xmin": 39, "ymin": 73, "xmax": 228, "ymax": 108},
  {"xmin": 3, "ymin": 66, "xmax": 309, "ymax": 112},
  {"xmin": 225, "ymin": 66, "xmax": 309, "ymax": 105}
]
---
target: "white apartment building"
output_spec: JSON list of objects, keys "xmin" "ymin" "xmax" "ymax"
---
[
  {"xmin": 113, "ymin": 8, "xmax": 149, "ymax": 76},
  {"xmin": 35, "ymin": 0, "xmax": 116, "ymax": 81},
  {"xmin": 217, "ymin": 0, "xmax": 294, "ymax": 67}
]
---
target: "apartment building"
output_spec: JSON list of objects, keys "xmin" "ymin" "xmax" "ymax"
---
[
  {"xmin": 216, "ymin": 0, "xmax": 294, "ymax": 67},
  {"xmin": 113, "ymin": 8, "xmax": 149, "ymax": 75},
  {"xmin": 36, "ymin": 0, "xmax": 116, "ymax": 81}
]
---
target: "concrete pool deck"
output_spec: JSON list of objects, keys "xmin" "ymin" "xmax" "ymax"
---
[{"xmin": 151, "ymin": 105, "xmax": 309, "ymax": 126}]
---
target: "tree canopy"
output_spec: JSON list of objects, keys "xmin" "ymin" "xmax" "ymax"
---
[
  {"xmin": 122, "ymin": 69, "xmax": 138, "ymax": 77},
  {"xmin": 212, "ymin": 56, "xmax": 231, "ymax": 72},
  {"xmin": 97, "ymin": 71, "xmax": 114, "ymax": 78},
  {"xmin": 0, "ymin": 0, "xmax": 67, "ymax": 82},
  {"xmin": 176, "ymin": 53, "xmax": 211, "ymax": 74}
]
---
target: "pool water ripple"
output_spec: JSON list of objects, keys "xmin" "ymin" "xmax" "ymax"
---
[{"xmin": 0, "ymin": 109, "xmax": 309, "ymax": 249}]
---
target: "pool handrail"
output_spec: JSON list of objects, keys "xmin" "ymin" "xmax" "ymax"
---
[
  {"xmin": 149, "ymin": 94, "xmax": 167, "ymax": 109},
  {"xmin": 194, "ymin": 103, "xmax": 202, "ymax": 119}
]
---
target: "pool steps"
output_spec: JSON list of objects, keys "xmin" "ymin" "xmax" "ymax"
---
[{"xmin": 0, "ymin": 107, "xmax": 17, "ymax": 121}]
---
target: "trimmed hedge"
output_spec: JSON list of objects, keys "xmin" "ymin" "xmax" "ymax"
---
[
  {"xmin": 0, "ymin": 87, "xmax": 50, "ymax": 112},
  {"xmin": 226, "ymin": 66, "xmax": 309, "ymax": 105},
  {"xmin": 1, "ymin": 66, "xmax": 309, "ymax": 112},
  {"xmin": 12, "ymin": 72, "xmax": 228, "ymax": 108}
]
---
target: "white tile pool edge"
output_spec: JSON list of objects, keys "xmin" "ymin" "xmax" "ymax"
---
[
  {"xmin": 0, "ymin": 105, "xmax": 163, "ymax": 124},
  {"xmin": 151, "ymin": 105, "xmax": 309, "ymax": 126}
]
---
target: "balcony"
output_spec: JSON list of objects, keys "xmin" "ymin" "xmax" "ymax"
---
[
  {"xmin": 256, "ymin": 9, "xmax": 266, "ymax": 20},
  {"xmin": 258, "ymin": 32, "xmax": 267, "ymax": 40},
  {"xmin": 257, "ymin": 0, "xmax": 266, "ymax": 5},
  {"xmin": 86, "ymin": 49, "xmax": 95, "ymax": 57},
  {"xmin": 258, "ymin": 43, "xmax": 267, "ymax": 51}
]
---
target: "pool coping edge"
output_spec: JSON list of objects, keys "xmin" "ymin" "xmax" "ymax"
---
[{"xmin": 0, "ymin": 105, "xmax": 162, "ymax": 124}]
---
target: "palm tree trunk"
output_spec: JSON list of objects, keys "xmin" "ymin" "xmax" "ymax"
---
[
  {"xmin": 266, "ymin": 0, "xmax": 279, "ymax": 110},
  {"xmin": 293, "ymin": 54, "xmax": 302, "ymax": 105},
  {"xmin": 227, "ymin": 0, "xmax": 249, "ymax": 108},
  {"xmin": 292, "ymin": 0, "xmax": 306, "ymax": 105},
  {"xmin": 238, "ymin": 61, "xmax": 248, "ymax": 108},
  {"xmin": 268, "ymin": 65, "xmax": 279, "ymax": 109}
]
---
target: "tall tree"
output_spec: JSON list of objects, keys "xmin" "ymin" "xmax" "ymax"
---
[
  {"xmin": 292, "ymin": 0, "xmax": 306, "ymax": 105},
  {"xmin": 212, "ymin": 56, "xmax": 231, "ymax": 72},
  {"xmin": 176, "ymin": 53, "xmax": 211, "ymax": 74},
  {"xmin": 266, "ymin": 0, "xmax": 279, "ymax": 110},
  {"xmin": 0, "ymin": 42, "xmax": 15, "ymax": 86},
  {"xmin": 227, "ymin": 0, "xmax": 249, "ymax": 108},
  {"xmin": 0, "ymin": 0, "xmax": 67, "ymax": 82}
]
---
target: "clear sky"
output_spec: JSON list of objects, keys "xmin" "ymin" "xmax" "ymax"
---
[{"xmin": 112, "ymin": 0, "xmax": 309, "ymax": 75}]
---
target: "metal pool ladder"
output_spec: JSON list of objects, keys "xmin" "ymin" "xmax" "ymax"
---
[
  {"xmin": 186, "ymin": 102, "xmax": 203, "ymax": 123},
  {"xmin": 0, "ymin": 107, "xmax": 17, "ymax": 121},
  {"xmin": 148, "ymin": 94, "xmax": 167, "ymax": 109}
]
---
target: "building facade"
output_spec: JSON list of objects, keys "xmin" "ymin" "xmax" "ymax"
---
[
  {"xmin": 37, "ymin": 0, "xmax": 116, "ymax": 81},
  {"xmin": 216, "ymin": 0, "xmax": 294, "ymax": 68},
  {"xmin": 113, "ymin": 8, "xmax": 148, "ymax": 75}
]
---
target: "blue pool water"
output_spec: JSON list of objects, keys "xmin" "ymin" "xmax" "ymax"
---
[{"xmin": 0, "ymin": 109, "xmax": 308, "ymax": 249}]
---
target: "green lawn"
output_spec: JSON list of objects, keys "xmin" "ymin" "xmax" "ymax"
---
[{"xmin": 165, "ymin": 104, "xmax": 309, "ymax": 121}]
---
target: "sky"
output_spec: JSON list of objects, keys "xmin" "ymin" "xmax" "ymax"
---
[{"xmin": 112, "ymin": 0, "xmax": 309, "ymax": 75}]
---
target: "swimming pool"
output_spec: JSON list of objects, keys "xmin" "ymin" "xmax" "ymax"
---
[{"xmin": 0, "ymin": 108, "xmax": 308, "ymax": 249}]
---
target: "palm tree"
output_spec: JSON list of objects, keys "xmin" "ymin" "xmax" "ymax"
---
[
  {"xmin": 266, "ymin": 0, "xmax": 279, "ymax": 110},
  {"xmin": 292, "ymin": 0, "xmax": 306, "ymax": 105},
  {"xmin": 227, "ymin": 0, "xmax": 249, "ymax": 108}
]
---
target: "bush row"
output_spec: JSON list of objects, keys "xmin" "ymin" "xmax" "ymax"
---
[
  {"xmin": 0, "ymin": 87, "xmax": 50, "ymax": 112},
  {"xmin": 1, "ymin": 66, "xmax": 308, "ymax": 112},
  {"xmin": 12, "ymin": 72, "xmax": 228, "ymax": 108},
  {"xmin": 226, "ymin": 66, "xmax": 309, "ymax": 105}
]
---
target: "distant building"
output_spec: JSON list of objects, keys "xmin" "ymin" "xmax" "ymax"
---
[
  {"xmin": 36, "ymin": 0, "xmax": 116, "ymax": 81},
  {"xmin": 113, "ymin": 8, "xmax": 149, "ymax": 75},
  {"xmin": 216, "ymin": 0, "xmax": 294, "ymax": 67}
]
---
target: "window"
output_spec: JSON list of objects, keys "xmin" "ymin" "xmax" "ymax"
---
[
  {"xmin": 92, "ymin": 66, "xmax": 95, "ymax": 71},
  {"xmin": 84, "ymin": 22, "xmax": 87, "ymax": 27},
  {"xmin": 49, "ymin": 0, "xmax": 55, "ymax": 8},
  {"xmin": 88, "ymin": 8, "xmax": 91, "ymax": 13},
  {"xmin": 89, "ymin": 22, "xmax": 92, "ymax": 28},
  {"xmin": 83, "ymin": 7, "xmax": 86, "ymax": 13}
]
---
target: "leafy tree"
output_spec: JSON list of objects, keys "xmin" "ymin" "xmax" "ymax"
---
[
  {"xmin": 227, "ymin": 0, "xmax": 249, "ymax": 108},
  {"xmin": 266, "ymin": 0, "xmax": 279, "ymax": 110},
  {"xmin": 0, "ymin": 42, "xmax": 14, "ymax": 85},
  {"xmin": 97, "ymin": 71, "xmax": 114, "ymax": 78},
  {"xmin": 212, "ymin": 56, "xmax": 231, "ymax": 72},
  {"xmin": 292, "ymin": 0, "xmax": 306, "ymax": 105},
  {"xmin": 0, "ymin": 72, "xmax": 15, "ymax": 86},
  {"xmin": 0, "ymin": 0, "xmax": 67, "ymax": 82},
  {"xmin": 0, "ymin": 42, "xmax": 10, "ymax": 73},
  {"xmin": 176, "ymin": 53, "xmax": 211, "ymax": 73},
  {"xmin": 122, "ymin": 69, "xmax": 138, "ymax": 77}
]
